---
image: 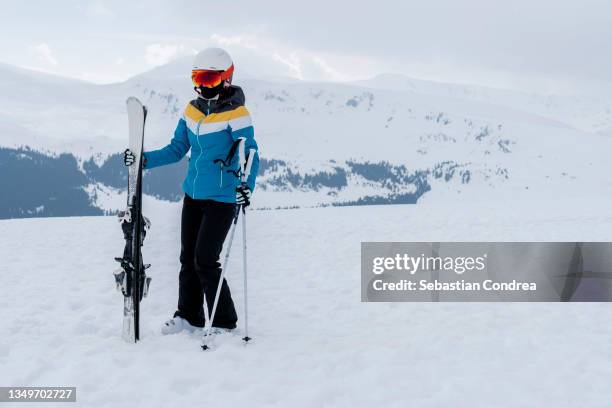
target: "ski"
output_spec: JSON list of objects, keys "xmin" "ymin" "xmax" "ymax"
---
[{"xmin": 113, "ymin": 97, "xmax": 151, "ymax": 343}]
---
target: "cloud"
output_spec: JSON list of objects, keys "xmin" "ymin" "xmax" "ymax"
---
[
  {"xmin": 9, "ymin": 1, "xmax": 611, "ymax": 92},
  {"xmin": 209, "ymin": 33, "xmax": 354, "ymax": 81},
  {"xmin": 86, "ymin": 1, "xmax": 114, "ymax": 18},
  {"xmin": 78, "ymin": 72, "xmax": 125, "ymax": 84},
  {"xmin": 311, "ymin": 56, "xmax": 343, "ymax": 80},
  {"xmin": 144, "ymin": 43, "xmax": 195, "ymax": 66},
  {"xmin": 272, "ymin": 53, "xmax": 302, "ymax": 79},
  {"xmin": 31, "ymin": 43, "xmax": 59, "ymax": 66},
  {"xmin": 211, "ymin": 34, "xmax": 260, "ymax": 52}
]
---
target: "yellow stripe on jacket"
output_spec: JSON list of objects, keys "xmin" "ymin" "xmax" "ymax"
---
[
  {"xmin": 206, "ymin": 106, "xmax": 249, "ymax": 124},
  {"xmin": 183, "ymin": 104, "xmax": 252, "ymax": 135}
]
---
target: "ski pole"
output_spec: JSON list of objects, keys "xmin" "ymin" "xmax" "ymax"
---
[
  {"xmin": 202, "ymin": 139, "xmax": 247, "ymax": 351},
  {"xmin": 241, "ymin": 148, "xmax": 256, "ymax": 344},
  {"xmin": 201, "ymin": 141, "xmax": 255, "ymax": 350},
  {"xmin": 202, "ymin": 207, "xmax": 240, "ymax": 351},
  {"xmin": 241, "ymin": 206, "xmax": 250, "ymax": 343}
]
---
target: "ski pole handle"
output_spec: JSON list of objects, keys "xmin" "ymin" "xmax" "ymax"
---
[
  {"xmin": 237, "ymin": 137, "xmax": 246, "ymax": 173},
  {"xmin": 235, "ymin": 138, "xmax": 255, "ymax": 183},
  {"xmin": 242, "ymin": 148, "xmax": 256, "ymax": 184}
]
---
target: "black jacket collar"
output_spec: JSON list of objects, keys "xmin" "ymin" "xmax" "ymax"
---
[{"xmin": 191, "ymin": 85, "xmax": 246, "ymax": 114}]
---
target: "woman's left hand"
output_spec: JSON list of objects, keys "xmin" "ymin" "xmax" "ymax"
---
[{"xmin": 236, "ymin": 185, "xmax": 251, "ymax": 207}]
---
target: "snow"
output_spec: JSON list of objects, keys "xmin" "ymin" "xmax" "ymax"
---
[{"xmin": 1, "ymin": 198, "xmax": 612, "ymax": 407}]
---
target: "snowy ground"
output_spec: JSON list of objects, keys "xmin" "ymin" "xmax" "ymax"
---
[{"xmin": 1, "ymin": 199, "xmax": 612, "ymax": 407}]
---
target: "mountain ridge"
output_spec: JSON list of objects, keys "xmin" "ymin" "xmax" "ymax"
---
[{"xmin": 1, "ymin": 60, "xmax": 611, "ymax": 218}]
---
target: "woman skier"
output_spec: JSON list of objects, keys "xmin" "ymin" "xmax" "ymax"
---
[{"xmin": 124, "ymin": 47, "xmax": 259, "ymax": 335}]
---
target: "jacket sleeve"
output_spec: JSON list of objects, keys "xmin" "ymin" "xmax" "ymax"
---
[
  {"xmin": 143, "ymin": 118, "xmax": 190, "ymax": 169},
  {"xmin": 229, "ymin": 106, "xmax": 259, "ymax": 191}
]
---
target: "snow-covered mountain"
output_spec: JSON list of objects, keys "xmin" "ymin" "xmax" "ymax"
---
[
  {"xmin": 353, "ymin": 73, "xmax": 612, "ymax": 133},
  {"xmin": 1, "ymin": 60, "xmax": 611, "ymax": 218}
]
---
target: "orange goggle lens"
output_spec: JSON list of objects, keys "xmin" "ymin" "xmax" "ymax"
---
[{"xmin": 191, "ymin": 65, "xmax": 234, "ymax": 88}]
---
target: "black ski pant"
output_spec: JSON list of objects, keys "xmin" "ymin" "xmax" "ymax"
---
[{"xmin": 174, "ymin": 194, "xmax": 238, "ymax": 329}]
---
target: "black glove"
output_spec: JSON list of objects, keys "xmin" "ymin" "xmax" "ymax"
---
[
  {"xmin": 124, "ymin": 149, "xmax": 135, "ymax": 166},
  {"xmin": 236, "ymin": 184, "xmax": 251, "ymax": 207}
]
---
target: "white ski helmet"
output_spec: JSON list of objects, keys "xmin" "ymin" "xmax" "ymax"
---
[
  {"xmin": 193, "ymin": 47, "xmax": 233, "ymax": 72},
  {"xmin": 191, "ymin": 48, "xmax": 234, "ymax": 92}
]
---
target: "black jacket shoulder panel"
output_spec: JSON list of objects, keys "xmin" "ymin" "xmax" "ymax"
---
[{"xmin": 226, "ymin": 85, "xmax": 245, "ymax": 106}]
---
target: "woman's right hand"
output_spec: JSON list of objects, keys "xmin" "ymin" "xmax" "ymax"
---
[{"xmin": 124, "ymin": 149, "xmax": 135, "ymax": 166}]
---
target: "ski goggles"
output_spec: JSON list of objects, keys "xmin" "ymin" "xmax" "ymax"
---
[{"xmin": 191, "ymin": 65, "xmax": 234, "ymax": 88}]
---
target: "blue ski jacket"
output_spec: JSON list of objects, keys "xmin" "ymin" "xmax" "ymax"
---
[{"xmin": 143, "ymin": 86, "xmax": 259, "ymax": 203}]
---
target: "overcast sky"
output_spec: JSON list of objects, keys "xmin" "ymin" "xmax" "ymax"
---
[{"xmin": 2, "ymin": 0, "xmax": 612, "ymax": 93}]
